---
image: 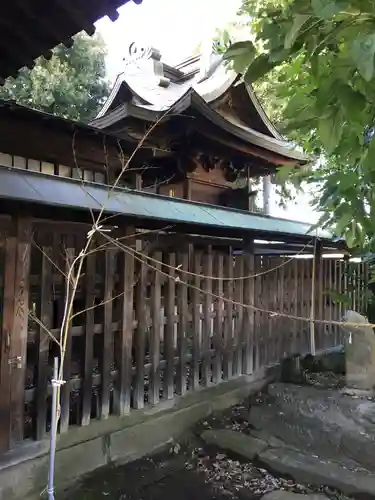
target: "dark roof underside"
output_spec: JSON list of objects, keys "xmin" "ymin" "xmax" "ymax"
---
[{"xmin": 0, "ymin": 0, "xmax": 140, "ymax": 81}]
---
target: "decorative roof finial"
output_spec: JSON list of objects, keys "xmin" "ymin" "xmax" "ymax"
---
[{"xmin": 124, "ymin": 42, "xmax": 170, "ymax": 88}]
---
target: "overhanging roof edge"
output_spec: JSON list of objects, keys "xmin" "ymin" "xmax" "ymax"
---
[{"xmin": 0, "ymin": 167, "xmax": 336, "ymax": 242}]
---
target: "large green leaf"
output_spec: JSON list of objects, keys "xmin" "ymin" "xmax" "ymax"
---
[
  {"xmin": 244, "ymin": 54, "xmax": 277, "ymax": 82},
  {"xmin": 352, "ymin": 34, "xmax": 375, "ymax": 82},
  {"xmin": 311, "ymin": 0, "xmax": 347, "ymax": 19},
  {"xmin": 336, "ymin": 211, "xmax": 353, "ymax": 235},
  {"xmin": 285, "ymin": 15, "xmax": 311, "ymax": 49},
  {"xmin": 318, "ymin": 107, "xmax": 344, "ymax": 153}
]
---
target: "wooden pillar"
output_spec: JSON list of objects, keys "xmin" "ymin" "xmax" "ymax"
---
[
  {"xmin": 114, "ymin": 227, "xmax": 135, "ymax": 415},
  {"xmin": 243, "ymin": 238, "xmax": 254, "ymax": 374},
  {"xmin": 184, "ymin": 178, "xmax": 192, "ymax": 200},
  {"xmin": 0, "ymin": 229, "xmax": 17, "ymax": 452},
  {"xmin": 0, "ymin": 217, "xmax": 31, "ymax": 449}
]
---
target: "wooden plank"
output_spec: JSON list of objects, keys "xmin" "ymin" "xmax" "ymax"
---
[
  {"xmin": 100, "ymin": 249, "xmax": 115, "ymax": 419},
  {"xmin": 35, "ymin": 245, "xmax": 53, "ymax": 439},
  {"xmin": 149, "ymin": 251, "xmax": 162, "ymax": 405},
  {"xmin": 191, "ymin": 250, "xmax": 201, "ymax": 390},
  {"xmin": 243, "ymin": 247, "xmax": 254, "ymax": 374},
  {"xmin": 263, "ymin": 257, "xmax": 272, "ymax": 365},
  {"xmin": 60, "ymin": 240, "xmax": 75, "ymax": 434},
  {"xmin": 81, "ymin": 250, "xmax": 96, "ymax": 426},
  {"xmin": 133, "ymin": 259, "xmax": 147, "ymax": 409},
  {"xmin": 114, "ymin": 235, "xmax": 135, "ymax": 415},
  {"xmin": 202, "ymin": 246, "xmax": 213, "ymax": 386},
  {"xmin": 316, "ymin": 250, "xmax": 324, "ymax": 352},
  {"xmin": 213, "ymin": 251, "xmax": 223, "ymax": 384},
  {"xmin": 233, "ymin": 255, "xmax": 244, "ymax": 376},
  {"xmin": 0, "ymin": 232, "xmax": 16, "ymax": 451},
  {"xmin": 9, "ymin": 217, "xmax": 31, "ymax": 443},
  {"xmin": 176, "ymin": 250, "xmax": 189, "ymax": 395},
  {"xmin": 278, "ymin": 259, "xmax": 285, "ymax": 359},
  {"xmin": 223, "ymin": 251, "xmax": 234, "ymax": 379},
  {"xmin": 164, "ymin": 252, "xmax": 176, "ymax": 400},
  {"xmin": 291, "ymin": 259, "xmax": 298, "ymax": 355}
]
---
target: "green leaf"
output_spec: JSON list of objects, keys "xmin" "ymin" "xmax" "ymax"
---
[
  {"xmin": 224, "ymin": 41, "xmax": 255, "ymax": 59},
  {"xmin": 276, "ymin": 165, "xmax": 296, "ymax": 184},
  {"xmin": 336, "ymin": 212, "xmax": 353, "ymax": 235},
  {"xmin": 245, "ymin": 54, "xmax": 277, "ymax": 83},
  {"xmin": 336, "ymin": 83, "xmax": 366, "ymax": 119},
  {"xmin": 352, "ymin": 34, "xmax": 375, "ymax": 82},
  {"xmin": 363, "ymin": 136, "xmax": 375, "ymax": 172},
  {"xmin": 311, "ymin": 0, "xmax": 346, "ymax": 19},
  {"xmin": 318, "ymin": 107, "xmax": 344, "ymax": 153},
  {"xmin": 285, "ymin": 15, "xmax": 311, "ymax": 49}
]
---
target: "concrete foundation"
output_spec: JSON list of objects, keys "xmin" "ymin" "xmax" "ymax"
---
[{"xmin": 0, "ymin": 369, "xmax": 272, "ymax": 500}]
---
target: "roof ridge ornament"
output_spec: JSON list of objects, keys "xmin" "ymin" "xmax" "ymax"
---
[{"xmin": 125, "ymin": 42, "xmax": 170, "ymax": 88}]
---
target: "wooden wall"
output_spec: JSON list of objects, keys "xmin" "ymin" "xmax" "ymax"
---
[{"xmin": 0, "ymin": 216, "xmax": 356, "ymax": 452}]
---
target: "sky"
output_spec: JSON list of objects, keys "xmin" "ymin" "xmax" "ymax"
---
[{"xmin": 96, "ymin": 0, "xmax": 317, "ymax": 224}]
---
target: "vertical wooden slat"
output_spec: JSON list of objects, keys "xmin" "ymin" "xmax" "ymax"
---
[
  {"xmin": 149, "ymin": 251, "xmax": 162, "ymax": 405},
  {"xmin": 0, "ymin": 232, "xmax": 16, "ymax": 451},
  {"xmin": 177, "ymin": 250, "xmax": 188, "ymax": 395},
  {"xmin": 133, "ymin": 260, "xmax": 147, "ymax": 409},
  {"xmin": 269, "ymin": 257, "xmax": 277, "ymax": 363},
  {"xmin": 243, "ymin": 247, "xmax": 254, "ymax": 374},
  {"xmin": 316, "ymin": 250, "xmax": 323, "ymax": 352},
  {"xmin": 191, "ymin": 250, "xmax": 201, "ymax": 390},
  {"xmin": 299, "ymin": 258, "xmax": 304, "ymax": 353},
  {"xmin": 223, "ymin": 251, "xmax": 234, "ymax": 379},
  {"xmin": 164, "ymin": 252, "xmax": 176, "ymax": 399},
  {"xmin": 233, "ymin": 255, "xmax": 244, "ymax": 376},
  {"xmin": 81, "ymin": 250, "xmax": 96, "ymax": 426},
  {"xmin": 260, "ymin": 258, "xmax": 268, "ymax": 366},
  {"xmin": 60, "ymin": 241, "xmax": 75, "ymax": 434},
  {"xmin": 292, "ymin": 259, "xmax": 298, "ymax": 355},
  {"xmin": 328, "ymin": 259, "xmax": 334, "ymax": 348},
  {"xmin": 101, "ymin": 249, "xmax": 115, "ymax": 419},
  {"xmin": 202, "ymin": 246, "xmax": 213, "ymax": 386},
  {"xmin": 114, "ymin": 235, "xmax": 135, "ymax": 415},
  {"xmin": 213, "ymin": 251, "xmax": 223, "ymax": 384},
  {"xmin": 255, "ymin": 256, "xmax": 262, "ymax": 367},
  {"xmin": 10, "ymin": 217, "xmax": 31, "ymax": 443},
  {"xmin": 36, "ymin": 245, "xmax": 53, "ymax": 439},
  {"xmin": 277, "ymin": 259, "xmax": 285, "ymax": 359}
]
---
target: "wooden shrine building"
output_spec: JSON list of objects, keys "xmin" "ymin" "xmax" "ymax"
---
[
  {"xmin": 90, "ymin": 43, "xmax": 308, "ymax": 209},
  {"xmin": 0, "ymin": 34, "xmax": 359, "ymax": 500}
]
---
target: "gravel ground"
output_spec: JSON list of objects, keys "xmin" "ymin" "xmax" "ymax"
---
[{"xmin": 64, "ymin": 370, "xmax": 353, "ymax": 500}]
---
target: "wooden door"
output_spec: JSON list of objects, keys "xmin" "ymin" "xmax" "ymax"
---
[{"xmin": 0, "ymin": 217, "xmax": 31, "ymax": 452}]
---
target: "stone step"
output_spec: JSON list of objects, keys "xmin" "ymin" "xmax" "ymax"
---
[
  {"xmin": 201, "ymin": 429, "xmax": 268, "ymax": 460},
  {"xmin": 259, "ymin": 447, "xmax": 375, "ymax": 496}
]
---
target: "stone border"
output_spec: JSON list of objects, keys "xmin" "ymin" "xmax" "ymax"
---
[{"xmin": 0, "ymin": 368, "xmax": 273, "ymax": 500}]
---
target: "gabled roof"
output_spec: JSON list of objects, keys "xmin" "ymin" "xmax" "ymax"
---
[
  {"xmin": 92, "ymin": 43, "xmax": 309, "ymax": 165},
  {"xmin": 0, "ymin": 1, "xmax": 142, "ymax": 82},
  {"xmin": 92, "ymin": 88, "xmax": 307, "ymax": 164}
]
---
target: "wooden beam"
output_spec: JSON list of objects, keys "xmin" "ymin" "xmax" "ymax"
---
[
  {"xmin": 9, "ymin": 216, "xmax": 32, "ymax": 444},
  {"xmin": 0, "ymin": 230, "xmax": 17, "ymax": 451}
]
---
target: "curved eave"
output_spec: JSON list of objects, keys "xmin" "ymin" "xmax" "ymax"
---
[
  {"xmin": 91, "ymin": 88, "xmax": 309, "ymax": 164},
  {"xmin": 245, "ymin": 84, "xmax": 283, "ymax": 141}
]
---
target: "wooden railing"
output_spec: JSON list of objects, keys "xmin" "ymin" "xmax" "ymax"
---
[{"xmin": 0, "ymin": 216, "xmax": 352, "ymax": 452}]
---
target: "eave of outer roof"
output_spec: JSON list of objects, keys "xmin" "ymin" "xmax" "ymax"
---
[
  {"xmin": 0, "ymin": 1, "xmax": 142, "ymax": 81},
  {"xmin": 91, "ymin": 88, "xmax": 309, "ymax": 163},
  {"xmin": 0, "ymin": 166, "xmax": 337, "ymax": 243}
]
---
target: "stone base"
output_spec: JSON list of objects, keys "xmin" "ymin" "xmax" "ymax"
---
[{"xmin": 0, "ymin": 370, "xmax": 271, "ymax": 500}]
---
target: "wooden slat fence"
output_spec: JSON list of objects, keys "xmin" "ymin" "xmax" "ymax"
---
[{"xmin": 0, "ymin": 216, "xmax": 368, "ymax": 450}]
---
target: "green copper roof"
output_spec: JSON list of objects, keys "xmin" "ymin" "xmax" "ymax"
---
[{"xmin": 0, "ymin": 166, "xmax": 334, "ymax": 241}]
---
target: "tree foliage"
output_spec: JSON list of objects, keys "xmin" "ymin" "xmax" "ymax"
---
[
  {"xmin": 225, "ymin": 0, "xmax": 375, "ymax": 252},
  {"xmin": 0, "ymin": 32, "xmax": 109, "ymax": 122}
]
